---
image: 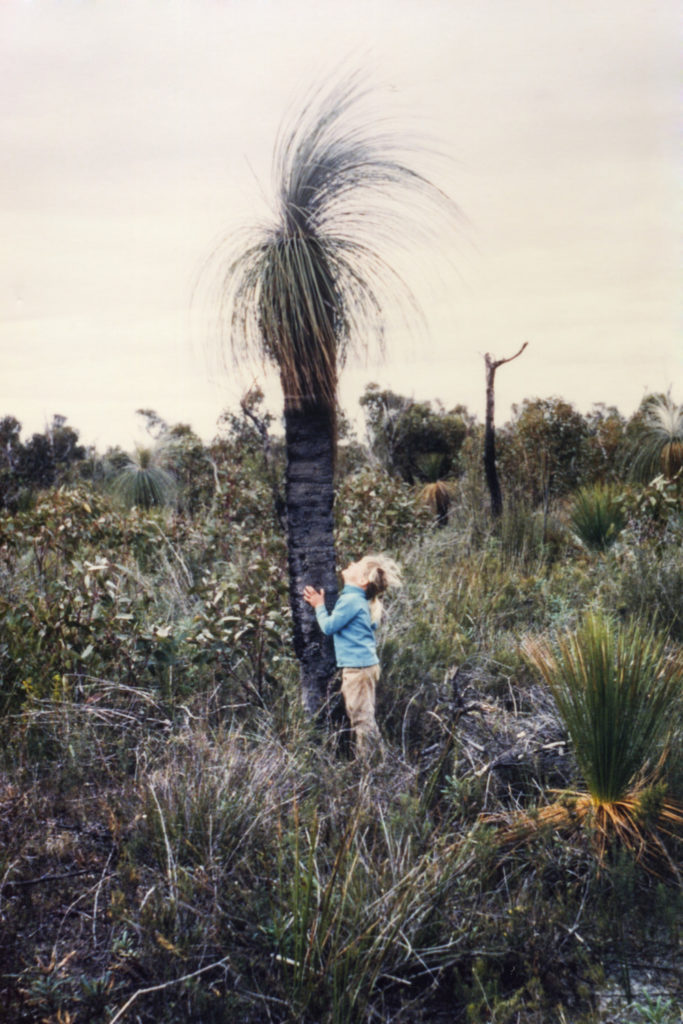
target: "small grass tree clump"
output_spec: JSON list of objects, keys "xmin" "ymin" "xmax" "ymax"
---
[
  {"xmin": 417, "ymin": 452, "xmax": 453, "ymax": 527},
  {"xmin": 514, "ymin": 611, "xmax": 683, "ymax": 874},
  {"xmin": 111, "ymin": 445, "xmax": 177, "ymax": 510},
  {"xmin": 569, "ymin": 483, "xmax": 626, "ymax": 552}
]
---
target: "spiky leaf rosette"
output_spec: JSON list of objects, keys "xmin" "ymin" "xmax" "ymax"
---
[
  {"xmin": 569, "ymin": 483, "xmax": 626, "ymax": 552},
  {"xmin": 111, "ymin": 446, "xmax": 177, "ymax": 510},
  {"xmin": 629, "ymin": 392, "xmax": 683, "ymax": 482},
  {"xmin": 497, "ymin": 610, "xmax": 683, "ymax": 876},
  {"xmin": 212, "ymin": 75, "xmax": 457, "ymax": 416},
  {"xmin": 522, "ymin": 611, "xmax": 681, "ymax": 803}
]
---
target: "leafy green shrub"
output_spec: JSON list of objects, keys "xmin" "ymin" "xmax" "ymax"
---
[
  {"xmin": 335, "ymin": 469, "xmax": 430, "ymax": 561},
  {"xmin": 186, "ymin": 534, "xmax": 293, "ymax": 713},
  {"xmin": 624, "ymin": 472, "xmax": 682, "ymax": 539},
  {"xmin": 605, "ymin": 513, "xmax": 683, "ymax": 640}
]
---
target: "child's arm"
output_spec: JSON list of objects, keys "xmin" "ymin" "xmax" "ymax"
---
[{"xmin": 303, "ymin": 587, "xmax": 359, "ymax": 635}]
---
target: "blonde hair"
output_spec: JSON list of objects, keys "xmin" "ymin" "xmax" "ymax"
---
[{"xmin": 358, "ymin": 554, "xmax": 402, "ymax": 624}]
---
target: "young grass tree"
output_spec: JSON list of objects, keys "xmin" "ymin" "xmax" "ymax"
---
[
  {"xmin": 111, "ymin": 445, "xmax": 177, "ymax": 510},
  {"xmin": 210, "ymin": 76, "xmax": 457, "ymax": 715},
  {"xmin": 569, "ymin": 483, "xmax": 626, "ymax": 552},
  {"xmin": 520, "ymin": 610, "xmax": 683, "ymax": 874}
]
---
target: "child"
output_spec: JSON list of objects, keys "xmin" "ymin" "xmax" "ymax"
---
[{"xmin": 303, "ymin": 554, "xmax": 401, "ymax": 758}]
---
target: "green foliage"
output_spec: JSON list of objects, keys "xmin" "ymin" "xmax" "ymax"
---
[
  {"xmin": 582, "ymin": 403, "xmax": 629, "ymax": 484},
  {"xmin": 360, "ymin": 383, "xmax": 469, "ymax": 483},
  {"xmin": 0, "ymin": 413, "xmax": 87, "ymax": 510},
  {"xmin": 612, "ymin": 547, "xmax": 683, "ymax": 645},
  {"xmin": 187, "ymin": 535, "xmax": 292, "ymax": 710},
  {"xmin": 625, "ymin": 472, "xmax": 682, "ymax": 536},
  {"xmin": 162, "ymin": 423, "xmax": 218, "ymax": 515},
  {"xmin": 496, "ymin": 496, "xmax": 561, "ymax": 567},
  {"xmin": 1, "ymin": 397, "xmax": 682, "ymax": 1022},
  {"xmin": 602, "ymin": 488, "xmax": 683, "ymax": 641},
  {"xmin": 498, "ymin": 397, "xmax": 591, "ymax": 508},
  {"xmin": 523, "ymin": 611, "xmax": 682, "ymax": 804},
  {"xmin": 0, "ymin": 486, "xmax": 292, "ymax": 717},
  {"xmin": 268, "ymin": 798, "xmax": 478, "ymax": 1024},
  {"xmin": 570, "ymin": 484, "xmax": 626, "ymax": 552},
  {"xmin": 334, "ymin": 468, "xmax": 431, "ymax": 559},
  {"xmin": 620, "ymin": 995, "xmax": 681, "ymax": 1024},
  {"xmin": 208, "ymin": 77, "xmax": 456, "ymax": 419},
  {"xmin": 111, "ymin": 444, "xmax": 177, "ymax": 509}
]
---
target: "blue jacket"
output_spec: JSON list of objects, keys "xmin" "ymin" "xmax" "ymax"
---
[{"xmin": 314, "ymin": 585, "xmax": 378, "ymax": 667}]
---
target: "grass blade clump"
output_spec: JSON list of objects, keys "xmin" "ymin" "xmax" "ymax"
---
[
  {"xmin": 525, "ymin": 611, "xmax": 679, "ymax": 802},
  {"xmin": 111, "ymin": 446, "xmax": 177, "ymax": 509},
  {"xmin": 505, "ymin": 611, "xmax": 683, "ymax": 873},
  {"xmin": 569, "ymin": 484, "xmax": 626, "ymax": 552}
]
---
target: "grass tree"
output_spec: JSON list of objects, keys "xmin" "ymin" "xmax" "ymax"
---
[
  {"xmin": 569, "ymin": 483, "xmax": 626, "ymax": 552},
  {"xmin": 516, "ymin": 611, "xmax": 683, "ymax": 875},
  {"xmin": 629, "ymin": 392, "xmax": 683, "ymax": 482},
  {"xmin": 211, "ymin": 76, "xmax": 456, "ymax": 715},
  {"xmin": 417, "ymin": 453, "xmax": 452, "ymax": 527},
  {"xmin": 111, "ymin": 445, "xmax": 177, "ymax": 510}
]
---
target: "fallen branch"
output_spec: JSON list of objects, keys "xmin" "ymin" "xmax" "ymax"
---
[
  {"xmin": 4, "ymin": 868, "xmax": 94, "ymax": 889},
  {"xmin": 108, "ymin": 956, "xmax": 231, "ymax": 1024}
]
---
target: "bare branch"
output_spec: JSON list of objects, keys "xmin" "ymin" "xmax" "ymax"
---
[
  {"xmin": 485, "ymin": 340, "xmax": 528, "ymax": 373},
  {"xmin": 109, "ymin": 957, "xmax": 231, "ymax": 1024}
]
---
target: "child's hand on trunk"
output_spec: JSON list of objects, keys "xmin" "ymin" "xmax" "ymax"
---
[{"xmin": 303, "ymin": 586, "xmax": 325, "ymax": 608}]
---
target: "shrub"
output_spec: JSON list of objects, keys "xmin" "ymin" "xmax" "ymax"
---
[
  {"xmin": 606, "ymin": 521, "xmax": 683, "ymax": 640},
  {"xmin": 334, "ymin": 469, "xmax": 430, "ymax": 559}
]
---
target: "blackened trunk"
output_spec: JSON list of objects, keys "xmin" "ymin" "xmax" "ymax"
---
[
  {"xmin": 484, "ymin": 354, "xmax": 503, "ymax": 519},
  {"xmin": 284, "ymin": 402, "xmax": 338, "ymax": 717},
  {"xmin": 483, "ymin": 344, "xmax": 527, "ymax": 520}
]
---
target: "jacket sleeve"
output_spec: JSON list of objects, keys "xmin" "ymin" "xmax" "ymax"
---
[{"xmin": 314, "ymin": 592, "xmax": 359, "ymax": 635}]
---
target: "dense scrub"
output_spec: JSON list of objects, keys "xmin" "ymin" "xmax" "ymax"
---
[{"xmin": 0, "ymin": 408, "xmax": 681, "ymax": 1023}]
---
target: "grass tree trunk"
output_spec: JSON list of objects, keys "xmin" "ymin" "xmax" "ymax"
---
[{"xmin": 284, "ymin": 403, "xmax": 339, "ymax": 717}]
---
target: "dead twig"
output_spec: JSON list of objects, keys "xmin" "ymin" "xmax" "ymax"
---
[{"xmin": 108, "ymin": 956, "xmax": 231, "ymax": 1024}]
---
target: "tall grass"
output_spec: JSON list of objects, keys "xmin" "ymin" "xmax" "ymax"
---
[{"xmin": 270, "ymin": 798, "xmax": 476, "ymax": 1023}]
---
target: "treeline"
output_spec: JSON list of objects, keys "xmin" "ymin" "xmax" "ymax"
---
[{"xmin": 1, "ymin": 385, "xmax": 679, "ymax": 518}]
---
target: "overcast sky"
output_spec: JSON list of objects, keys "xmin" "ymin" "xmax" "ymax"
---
[{"xmin": 2, "ymin": 0, "xmax": 680, "ymax": 450}]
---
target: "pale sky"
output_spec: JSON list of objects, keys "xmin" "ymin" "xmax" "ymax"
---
[{"xmin": 2, "ymin": 0, "xmax": 680, "ymax": 450}]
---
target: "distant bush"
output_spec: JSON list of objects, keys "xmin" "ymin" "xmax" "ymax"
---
[{"xmin": 334, "ymin": 469, "xmax": 430, "ymax": 560}]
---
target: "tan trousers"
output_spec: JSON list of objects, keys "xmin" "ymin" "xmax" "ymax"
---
[{"xmin": 341, "ymin": 665, "xmax": 381, "ymax": 759}]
